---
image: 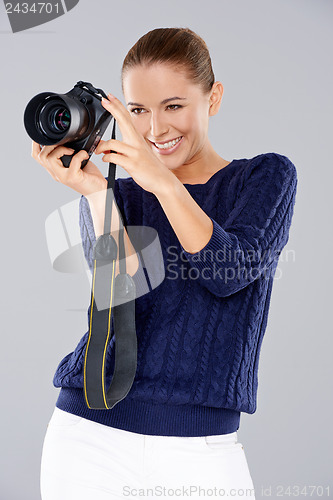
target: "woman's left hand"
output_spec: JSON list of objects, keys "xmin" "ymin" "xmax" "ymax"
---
[{"xmin": 95, "ymin": 93, "xmax": 175, "ymax": 197}]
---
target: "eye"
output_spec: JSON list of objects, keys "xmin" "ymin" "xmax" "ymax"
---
[
  {"xmin": 129, "ymin": 108, "xmax": 146, "ymax": 115},
  {"xmin": 167, "ymin": 104, "xmax": 182, "ymax": 111},
  {"xmin": 129, "ymin": 104, "xmax": 183, "ymax": 114}
]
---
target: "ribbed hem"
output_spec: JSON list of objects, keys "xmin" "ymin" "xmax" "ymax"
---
[
  {"xmin": 56, "ymin": 388, "xmax": 241, "ymax": 437},
  {"xmin": 131, "ymin": 255, "xmax": 151, "ymax": 296}
]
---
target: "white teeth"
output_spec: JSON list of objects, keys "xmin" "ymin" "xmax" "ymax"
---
[{"xmin": 154, "ymin": 137, "xmax": 182, "ymax": 149}]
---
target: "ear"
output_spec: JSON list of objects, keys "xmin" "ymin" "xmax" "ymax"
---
[{"xmin": 208, "ymin": 81, "xmax": 224, "ymax": 116}]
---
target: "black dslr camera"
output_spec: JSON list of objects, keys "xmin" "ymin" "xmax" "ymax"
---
[{"xmin": 24, "ymin": 81, "xmax": 113, "ymax": 168}]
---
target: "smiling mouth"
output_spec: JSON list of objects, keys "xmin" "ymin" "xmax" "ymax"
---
[{"xmin": 151, "ymin": 136, "xmax": 183, "ymax": 150}]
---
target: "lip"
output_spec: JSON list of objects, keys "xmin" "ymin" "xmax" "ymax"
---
[{"xmin": 150, "ymin": 136, "xmax": 184, "ymax": 155}]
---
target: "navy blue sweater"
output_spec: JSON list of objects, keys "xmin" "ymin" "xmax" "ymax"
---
[{"xmin": 53, "ymin": 152, "xmax": 298, "ymax": 437}]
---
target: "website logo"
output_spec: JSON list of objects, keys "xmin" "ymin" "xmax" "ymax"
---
[{"xmin": 4, "ymin": 0, "xmax": 79, "ymax": 33}]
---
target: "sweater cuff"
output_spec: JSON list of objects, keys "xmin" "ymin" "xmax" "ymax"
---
[
  {"xmin": 180, "ymin": 217, "xmax": 234, "ymax": 271},
  {"xmin": 130, "ymin": 255, "xmax": 150, "ymax": 297}
]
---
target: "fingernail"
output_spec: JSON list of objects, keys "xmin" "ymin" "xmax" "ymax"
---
[{"xmin": 107, "ymin": 93, "xmax": 115, "ymax": 100}]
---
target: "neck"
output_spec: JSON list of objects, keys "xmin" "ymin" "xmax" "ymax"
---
[{"xmin": 171, "ymin": 140, "xmax": 228, "ymax": 183}]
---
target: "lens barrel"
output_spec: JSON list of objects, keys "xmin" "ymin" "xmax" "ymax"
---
[{"xmin": 24, "ymin": 92, "xmax": 90, "ymax": 146}]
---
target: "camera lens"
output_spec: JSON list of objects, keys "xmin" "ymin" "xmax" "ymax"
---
[
  {"xmin": 24, "ymin": 92, "xmax": 90, "ymax": 146},
  {"xmin": 50, "ymin": 107, "xmax": 71, "ymax": 132}
]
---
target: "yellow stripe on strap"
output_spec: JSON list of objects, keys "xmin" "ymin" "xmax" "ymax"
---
[{"xmin": 83, "ymin": 259, "xmax": 97, "ymax": 409}]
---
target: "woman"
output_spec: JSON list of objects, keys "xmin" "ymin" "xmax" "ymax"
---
[{"xmin": 34, "ymin": 27, "xmax": 298, "ymax": 499}]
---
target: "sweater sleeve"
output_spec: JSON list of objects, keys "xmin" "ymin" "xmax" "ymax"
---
[{"xmin": 180, "ymin": 153, "xmax": 298, "ymax": 298}]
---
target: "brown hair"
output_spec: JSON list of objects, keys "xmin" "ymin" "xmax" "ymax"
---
[{"xmin": 121, "ymin": 27, "xmax": 215, "ymax": 94}]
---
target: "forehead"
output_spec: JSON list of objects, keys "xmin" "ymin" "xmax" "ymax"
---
[{"xmin": 123, "ymin": 63, "xmax": 202, "ymax": 102}]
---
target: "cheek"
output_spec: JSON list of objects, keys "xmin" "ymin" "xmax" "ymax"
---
[
  {"xmin": 172, "ymin": 112, "xmax": 195, "ymax": 135},
  {"xmin": 194, "ymin": 105, "xmax": 209, "ymax": 127},
  {"xmin": 175, "ymin": 108, "xmax": 207, "ymax": 138}
]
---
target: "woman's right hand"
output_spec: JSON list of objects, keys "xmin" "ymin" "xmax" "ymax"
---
[{"xmin": 31, "ymin": 141, "xmax": 107, "ymax": 197}]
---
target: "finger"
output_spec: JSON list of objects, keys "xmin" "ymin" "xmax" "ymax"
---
[
  {"xmin": 95, "ymin": 139, "xmax": 133, "ymax": 156},
  {"xmin": 102, "ymin": 94, "xmax": 131, "ymax": 121},
  {"xmin": 39, "ymin": 144, "xmax": 60, "ymax": 161},
  {"xmin": 47, "ymin": 146, "xmax": 75, "ymax": 161},
  {"xmin": 45, "ymin": 147, "xmax": 76, "ymax": 179},
  {"xmin": 49, "ymin": 150, "xmax": 89, "ymax": 183},
  {"xmin": 101, "ymin": 152, "xmax": 131, "ymax": 170},
  {"xmin": 68, "ymin": 150, "xmax": 90, "ymax": 174},
  {"xmin": 31, "ymin": 141, "xmax": 42, "ymax": 159},
  {"xmin": 94, "ymin": 139, "xmax": 106, "ymax": 154},
  {"xmin": 101, "ymin": 95, "xmax": 137, "ymax": 140}
]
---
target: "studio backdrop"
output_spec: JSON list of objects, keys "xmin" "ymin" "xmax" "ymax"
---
[{"xmin": 0, "ymin": 0, "xmax": 332, "ymax": 499}]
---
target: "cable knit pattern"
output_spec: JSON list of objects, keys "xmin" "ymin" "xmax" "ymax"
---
[{"xmin": 53, "ymin": 152, "xmax": 298, "ymax": 437}]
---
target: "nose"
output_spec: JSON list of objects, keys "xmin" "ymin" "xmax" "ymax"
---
[{"xmin": 150, "ymin": 111, "xmax": 169, "ymax": 139}]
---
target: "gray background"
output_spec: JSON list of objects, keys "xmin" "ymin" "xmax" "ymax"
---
[{"xmin": 0, "ymin": 0, "xmax": 332, "ymax": 498}]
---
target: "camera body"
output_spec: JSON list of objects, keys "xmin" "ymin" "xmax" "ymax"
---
[{"xmin": 24, "ymin": 81, "xmax": 113, "ymax": 168}]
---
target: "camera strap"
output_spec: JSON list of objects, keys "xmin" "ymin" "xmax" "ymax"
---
[{"xmin": 83, "ymin": 118, "xmax": 137, "ymax": 409}]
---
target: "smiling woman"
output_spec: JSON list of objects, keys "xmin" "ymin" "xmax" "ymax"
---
[
  {"xmin": 39, "ymin": 27, "xmax": 298, "ymax": 500},
  {"xmin": 120, "ymin": 33, "xmax": 229, "ymax": 181}
]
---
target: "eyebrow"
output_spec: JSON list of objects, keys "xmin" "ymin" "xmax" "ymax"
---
[{"xmin": 127, "ymin": 97, "xmax": 187, "ymax": 106}]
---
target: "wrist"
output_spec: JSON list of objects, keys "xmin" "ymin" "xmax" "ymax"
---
[
  {"xmin": 80, "ymin": 176, "xmax": 107, "ymax": 198},
  {"xmin": 154, "ymin": 170, "xmax": 182, "ymax": 200}
]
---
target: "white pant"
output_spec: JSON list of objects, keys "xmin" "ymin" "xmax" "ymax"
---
[{"xmin": 40, "ymin": 407, "xmax": 256, "ymax": 499}]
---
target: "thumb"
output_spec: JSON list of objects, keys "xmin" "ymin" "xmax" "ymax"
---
[{"xmin": 69, "ymin": 149, "xmax": 90, "ymax": 173}]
